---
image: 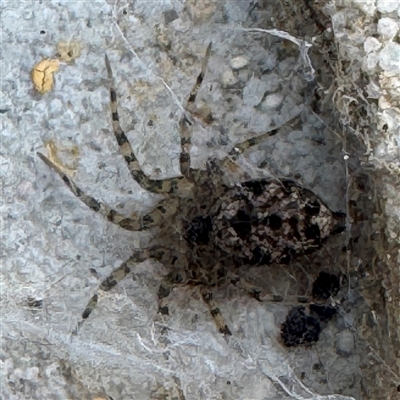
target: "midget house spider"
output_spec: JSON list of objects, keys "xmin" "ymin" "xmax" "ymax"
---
[{"xmin": 38, "ymin": 43, "xmax": 345, "ymax": 337}]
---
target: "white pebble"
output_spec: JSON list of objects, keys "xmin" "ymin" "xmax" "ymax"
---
[
  {"xmin": 220, "ymin": 69, "xmax": 238, "ymax": 86},
  {"xmin": 243, "ymin": 78, "xmax": 269, "ymax": 107},
  {"xmin": 379, "ymin": 42, "xmax": 400, "ymax": 73},
  {"xmin": 230, "ymin": 56, "xmax": 249, "ymax": 70},
  {"xmin": 263, "ymin": 93, "xmax": 283, "ymax": 109},
  {"xmin": 353, "ymin": 0, "xmax": 376, "ymax": 16},
  {"xmin": 377, "ymin": 0, "xmax": 398, "ymax": 13},
  {"xmin": 377, "ymin": 17, "xmax": 399, "ymax": 39},
  {"xmin": 364, "ymin": 37, "xmax": 382, "ymax": 54}
]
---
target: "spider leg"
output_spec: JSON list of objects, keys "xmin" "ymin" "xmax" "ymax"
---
[
  {"xmin": 249, "ymin": 289, "xmax": 311, "ymax": 304},
  {"xmin": 179, "ymin": 43, "xmax": 212, "ymax": 179},
  {"xmin": 156, "ymin": 276, "xmax": 232, "ymax": 336},
  {"xmin": 105, "ymin": 55, "xmax": 186, "ymax": 194},
  {"xmin": 201, "ymin": 289, "xmax": 232, "ymax": 336},
  {"xmin": 37, "ymin": 152, "xmax": 170, "ymax": 231},
  {"xmin": 74, "ymin": 251, "xmax": 149, "ymax": 333},
  {"xmin": 219, "ymin": 114, "xmax": 302, "ymax": 170}
]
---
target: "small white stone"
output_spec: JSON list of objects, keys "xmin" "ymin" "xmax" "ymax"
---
[
  {"xmin": 263, "ymin": 93, "xmax": 283, "ymax": 109},
  {"xmin": 24, "ymin": 367, "xmax": 40, "ymax": 381},
  {"xmin": 353, "ymin": 0, "xmax": 376, "ymax": 16},
  {"xmin": 230, "ymin": 56, "xmax": 249, "ymax": 70},
  {"xmin": 366, "ymin": 52, "xmax": 379, "ymax": 70},
  {"xmin": 364, "ymin": 37, "xmax": 382, "ymax": 54},
  {"xmin": 336, "ymin": 330, "xmax": 354, "ymax": 356},
  {"xmin": 243, "ymin": 78, "xmax": 269, "ymax": 107},
  {"xmin": 378, "ymin": 96, "xmax": 391, "ymax": 110},
  {"xmin": 379, "ymin": 42, "xmax": 400, "ymax": 73},
  {"xmin": 377, "ymin": 17, "xmax": 399, "ymax": 39},
  {"xmin": 377, "ymin": 0, "xmax": 398, "ymax": 13},
  {"xmin": 220, "ymin": 69, "xmax": 238, "ymax": 86}
]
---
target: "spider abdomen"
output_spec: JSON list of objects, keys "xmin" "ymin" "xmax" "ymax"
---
[{"xmin": 210, "ymin": 180, "xmax": 345, "ymax": 266}]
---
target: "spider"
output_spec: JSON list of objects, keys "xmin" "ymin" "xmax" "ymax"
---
[{"xmin": 38, "ymin": 43, "xmax": 345, "ymax": 337}]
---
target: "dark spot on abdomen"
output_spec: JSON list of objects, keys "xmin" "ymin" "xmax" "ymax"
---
[
  {"xmin": 265, "ymin": 213, "xmax": 282, "ymax": 230},
  {"xmin": 304, "ymin": 224, "xmax": 321, "ymax": 242},
  {"xmin": 288, "ymin": 216, "xmax": 301, "ymax": 239},
  {"xmin": 305, "ymin": 200, "xmax": 321, "ymax": 216},
  {"xmin": 230, "ymin": 208, "xmax": 252, "ymax": 240}
]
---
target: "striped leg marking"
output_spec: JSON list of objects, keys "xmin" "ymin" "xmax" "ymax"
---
[
  {"xmin": 219, "ymin": 114, "xmax": 302, "ymax": 171},
  {"xmin": 75, "ymin": 251, "xmax": 149, "ymax": 333},
  {"xmin": 38, "ymin": 152, "xmax": 164, "ymax": 231},
  {"xmin": 201, "ymin": 289, "xmax": 232, "ymax": 336},
  {"xmin": 105, "ymin": 55, "xmax": 183, "ymax": 194},
  {"xmin": 179, "ymin": 43, "xmax": 212, "ymax": 178}
]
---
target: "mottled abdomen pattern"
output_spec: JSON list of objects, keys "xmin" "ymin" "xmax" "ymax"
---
[{"xmin": 211, "ymin": 180, "xmax": 345, "ymax": 266}]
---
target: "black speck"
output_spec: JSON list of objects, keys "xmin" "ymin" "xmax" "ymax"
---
[
  {"xmin": 40, "ymin": 30, "xmax": 46, "ymax": 34},
  {"xmin": 313, "ymin": 362, "xmax": 323, "ymax": 371},
  {"xmin": 143, "ymin": 215, "xmax": 154, "ymax": 224},
  {"xmin": 27, "ymin": 297, "xmax": 43, "ymax": 308},
  {"xmin": 157, "ymin": 205, "xmax": 167, "ymax": 213},
  {"xmin": 158, "ymin": 306, "xmax": 169, "ymax": 315},
  {"xmin": 158, "ymin": 285, "xmax": 171, "ymax": 299}
]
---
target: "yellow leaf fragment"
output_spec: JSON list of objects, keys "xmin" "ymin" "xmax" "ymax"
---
[{"xmin": 31, "ymin": 58, "xmax": 60, "ymax": 94}]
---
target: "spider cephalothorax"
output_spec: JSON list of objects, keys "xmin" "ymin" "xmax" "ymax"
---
[{"xmin": 38, "ymin": 43, "xmax": 345, "ymax": 337}]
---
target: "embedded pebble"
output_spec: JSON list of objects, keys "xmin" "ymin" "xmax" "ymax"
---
[
  {"xmin": 230, "ymin": 56, "xmax": 249, "ymax": 70},
  {"xmin": 336, "ymin": 330, "xmax": 354, "ymax": 357},
  {"xmin": 366, "ymin": 53, "xmax": 380, "ymax": 70},
  {"xmin": 364, "ymin": 37, "xmax": 382, "ymax": 54},
  {"xmin": 379, "ymin": 42, "xmax": 400, "ymax": 73},
  {"xmin": 262, "ymin": 93, "xmax": 284, "ymax": 109},
  {"xmin": 377, "ymin": 17, "xmax": 399, "ymax": 39},
  {"xmin": 376, "ymin": 0, "xmax": 398, "ymax": 14},
  {"xmin": 243, "ymin": 78, "xmax": 269, "ymax": 106},
  {"xmin": 353, "ymin": 0, "xmax": 376, "ymax": 16},
  {"xmin": 220, "ymin": 69, "xmax": 238, "ymax": 86}
]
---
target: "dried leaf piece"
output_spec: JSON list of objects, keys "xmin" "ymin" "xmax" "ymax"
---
[
  {"xmin": 56, "ymin": 41, "xmax": 81, "ymax": 62},
  {"xmin": 31, "ymin": 58, "xmax": 60, "ymax": 94},
  {"xmin": 44, "ymin": 140, "xmax": 79, "ymax": 175}
]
